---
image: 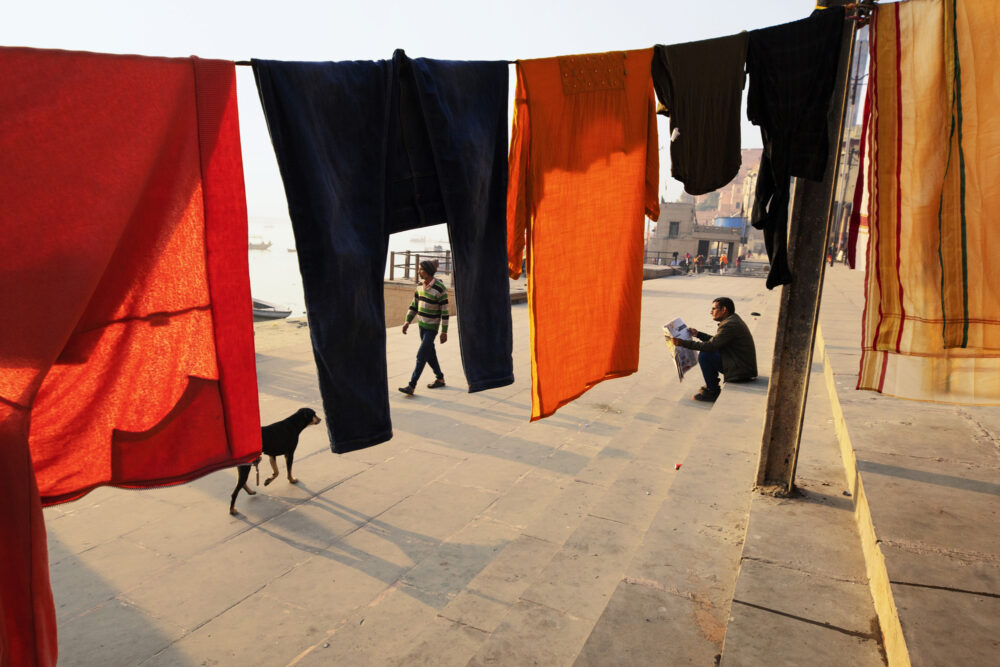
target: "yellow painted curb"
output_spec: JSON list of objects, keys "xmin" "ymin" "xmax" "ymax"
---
[{"xmin": 816, "ymin": 325, "xmax": 911, "ymax": 667}]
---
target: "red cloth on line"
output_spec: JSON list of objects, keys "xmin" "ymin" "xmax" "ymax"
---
[
  {"xmin": 0, "ymin": 47, "xmax": 261, "ymax": 666},
  {"xmin": 507, "ymin": 49, "xmax": 660, "ymax": 420}
]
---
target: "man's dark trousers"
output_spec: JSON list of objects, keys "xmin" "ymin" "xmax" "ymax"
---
[
  {"xmin": 698, "ymin": 350, "xmax": 724, "ymax": 391},
  {"xmin": 410, "ymin": 327, "xmax": 443, "ymax": 388}
]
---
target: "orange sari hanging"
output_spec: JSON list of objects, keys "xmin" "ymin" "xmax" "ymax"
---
[{"xmin": 507, "ymin": 49, "xmax": 659, "ymax": 420}]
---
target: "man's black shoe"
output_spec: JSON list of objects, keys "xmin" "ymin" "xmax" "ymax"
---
[
  {"xmin": 398, "ymin": 385, "xmax": 415, "ymax": 396},
  {"xmin": 693, "ymin": 388, "xmax": 720, "ymax": 402}
]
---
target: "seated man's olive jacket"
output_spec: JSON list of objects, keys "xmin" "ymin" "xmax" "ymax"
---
[{"xmin": 677, "ymin": 313, "xmax": 758, "ymax": 381}]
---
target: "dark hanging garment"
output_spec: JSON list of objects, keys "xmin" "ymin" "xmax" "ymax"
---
[
  {"xmin": 746, "ymin": 7, "xmax": 845, "ymax": 289},
  {"xmin": 652, "ymin": 33, "xmax": 748, "ymax": 196},
  {"xmin": 252, "ymin": 51, "xmax": 514, "ymax": 453}
]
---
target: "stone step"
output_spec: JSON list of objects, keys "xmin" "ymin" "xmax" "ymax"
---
[
  {"xmin": 720, "ymin": 363, "xmax": 884, "ymax": 666},
  {"xmin": 463, "ymin": 391, "xmax": 720, "ymax": 665},
  {"xmin": 285, "ymin": 366, "xmax": 689, "ymax": 666},
  {"xmin": 573, "ymin": 379, "xmax": 767, "ymax": 665},
  {"xmin": 239, "ymin": 281, "xmax": 779, "ymax": 666},
  {"xmin": 573, "ymin": 289, "xmax": 778, "ymax": 665}
]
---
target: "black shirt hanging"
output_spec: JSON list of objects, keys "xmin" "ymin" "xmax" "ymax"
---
[{"xmin": 746, "ymin": 7, "xmax": 845, "ymax": 289}]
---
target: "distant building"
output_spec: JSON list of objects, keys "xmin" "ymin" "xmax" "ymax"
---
[
  {"xmin": 646, "ymin": 201, "xmax": 741, "ymax": 266},
  {"xmin": 655, "ymin": 149, "xmax": 766, "ymax": 260},
  {"xmin": 680, "ymin": 148, "xmax": 763, "ymax": 217}
]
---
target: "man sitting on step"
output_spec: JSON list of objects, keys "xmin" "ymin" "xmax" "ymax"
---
[{"xmin": 669, "ymin": 297, "xmax": 757, "ymax": 402}]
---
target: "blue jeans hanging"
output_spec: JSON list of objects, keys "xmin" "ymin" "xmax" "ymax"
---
[{"xmin": 253, "ymin": 52, "xmax": 513, "ymax": 453}]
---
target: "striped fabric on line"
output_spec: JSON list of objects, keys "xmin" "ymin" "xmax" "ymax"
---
[{"xmin": 857, "ymin": 0, "xmax": 1000, "ymax": 405}]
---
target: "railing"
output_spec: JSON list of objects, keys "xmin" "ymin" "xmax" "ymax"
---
[
  {"xmin": 388, "ymin": 250, "xmax": 453, "ymax": 281},
  {"xmin": 644, "ymin": 251, "xmax": 752, "ymax": 275},
  {"xmin": 643, "ymin": 251, "xmax": 679, "ymax": 266}
]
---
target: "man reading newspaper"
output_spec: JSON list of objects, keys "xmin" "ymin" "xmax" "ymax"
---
[{"xmin": 667, "ymin": 297, "xmax": 757, "ymax": 402}]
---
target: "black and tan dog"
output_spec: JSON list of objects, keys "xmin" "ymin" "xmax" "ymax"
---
[{"xmin": 229, "ymin": 407, "xmax": 323, "ymax": 515}]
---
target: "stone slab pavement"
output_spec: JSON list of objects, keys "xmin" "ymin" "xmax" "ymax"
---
[
  {"xmin": 40, "ymin": 270, "xmax": 889, "ymax": 666},
  {"xmin": 813, "ymin": 265, "xmax": 1000, "ymax": 666}
]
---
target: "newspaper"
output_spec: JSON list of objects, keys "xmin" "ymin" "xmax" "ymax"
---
[{"xmin": 663, "ymin": 317, "xmax": 698, "ymax": 381}]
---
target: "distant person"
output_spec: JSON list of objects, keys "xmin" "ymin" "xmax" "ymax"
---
[
  {"xmin": 672, "ymin": 250, "xmax": 679, "ymax": 265},
  {"xmin": 669, "ymin": 297, "xmax": 757, "ymax": 402},
  {"xmin": 720, "ymin": 253, "xmax": 728, "ymax": 274},
  {"xmin": 695, "ymin": 254, "xmax": 704, "ymax": 274},
  {"xmin": 399, "ymin": 260, "xmax": 448, "ymax": 395}
]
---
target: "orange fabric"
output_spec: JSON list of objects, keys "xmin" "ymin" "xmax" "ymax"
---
[
  {"xmin": 0, "ymin": 47, "xmax": 261, "ymax": 665},
  {"xmin": 507, "ymin": 49, "xmax": 659, "ymax": 420}
]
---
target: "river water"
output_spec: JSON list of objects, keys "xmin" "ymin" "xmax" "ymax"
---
[{"xmin": 247, "ymin": 218, "xmax": 450, "ymax": 318}]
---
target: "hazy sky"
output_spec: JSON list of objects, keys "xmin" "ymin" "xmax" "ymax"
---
[{"xmin": 3, "ymin": 0, "xmax": 819, "ymax": 221}]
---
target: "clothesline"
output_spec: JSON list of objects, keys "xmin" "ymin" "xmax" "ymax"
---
[{"xmin": 228, "ymin": 1, "xmax": 874, "ymax": 68}]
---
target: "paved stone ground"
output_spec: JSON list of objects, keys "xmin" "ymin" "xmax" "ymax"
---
[
  {"xmin": 815, "ymin": 266, "xmax": 1000, "ymax": 666},
  {"xmin": 722, "ymin": 359, "xmax": 885, "ymax": 666},
  {"xmin": 40, "ymin": 270, "xmax": 891, "ymax": 666}
]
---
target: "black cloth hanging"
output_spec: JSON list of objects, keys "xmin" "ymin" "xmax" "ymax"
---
[
  {"xmin": 746, "ymin": 6, "xmax": 845, "ymax": 289},
  {"xmin": 253, "ymin": 50, "xmax": 514, "ymax": 453},
  {"xmin": 652, "ymin": 32, "xmax": 748, "ymax": 196}
]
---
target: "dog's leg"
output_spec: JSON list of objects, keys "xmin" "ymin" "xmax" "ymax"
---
[
  {"xmin": 263, "ymin": 455, "xmax": 279, "ymax": 486},
  {"xmin": 285, "ymin": 452, "xmax": 298, "ymax": 484},
  {"xmin": 230, "ymin": 464, "xmax": 251, "ymax": 515}
]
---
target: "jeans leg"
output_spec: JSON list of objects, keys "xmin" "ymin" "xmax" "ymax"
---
[
  {"xmin": 413, "ymin": 58, "xmax": 514, "ymax": 393},
  {"xmin": 410, "ymin": 327, "xmax": 433, "ymax": 386},
  {"xmin": 425, "ymin": 331, "xmax": 443, "ymax": 379},
  {"xmin": 253, "ymin": 59, "xmax": 393, "ymax": 453},
  {"xmin": 698, "ymin": 350, "xmax": 723, "ymax": 391}
]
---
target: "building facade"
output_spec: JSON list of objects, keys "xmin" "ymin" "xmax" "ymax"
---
[{"xmin": 646, "ymin": 201, "xmax": 740, "ymax": 265}]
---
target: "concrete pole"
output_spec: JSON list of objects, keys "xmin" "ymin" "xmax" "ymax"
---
[{"xmin": 755, "ymin": 4, "xmax": 858, "ymax": 494}]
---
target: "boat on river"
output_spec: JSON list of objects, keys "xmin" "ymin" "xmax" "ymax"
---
[
  {"xmin": 248, "ymin": 235, "xmax": 272, "ymax": 250},
  {"xmin": 252, "ymin": 297, "xmax": 291, "ymax": 321}
]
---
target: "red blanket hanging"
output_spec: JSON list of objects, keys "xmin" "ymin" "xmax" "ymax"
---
[{"xmin": 0, "ymin": 47, "xmax": 261, "ymax": 665}]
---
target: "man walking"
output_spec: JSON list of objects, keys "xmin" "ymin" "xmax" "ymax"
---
[
  {"xmin": 399, "ymin": 260, "xmax": 448, "ymax": 395},
  {"xmin": 669, "ymin": 297, "xmax": 756, "ymax": 402}
]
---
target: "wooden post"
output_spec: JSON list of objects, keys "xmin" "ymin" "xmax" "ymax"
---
[
  {"xmin": 389, "ymin": 251, "xmax": 396, "ymax": 281},
  {"xmin": 415, "ymin": 254, "xmax": 421, "ymax": 282},
  {"xmin": 404, "ymin": 251, "xmax": 411, "ymax": 280},
  {"xmin": 755, "ymin": 6, "xmax": 857, "ymax": 494}
]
